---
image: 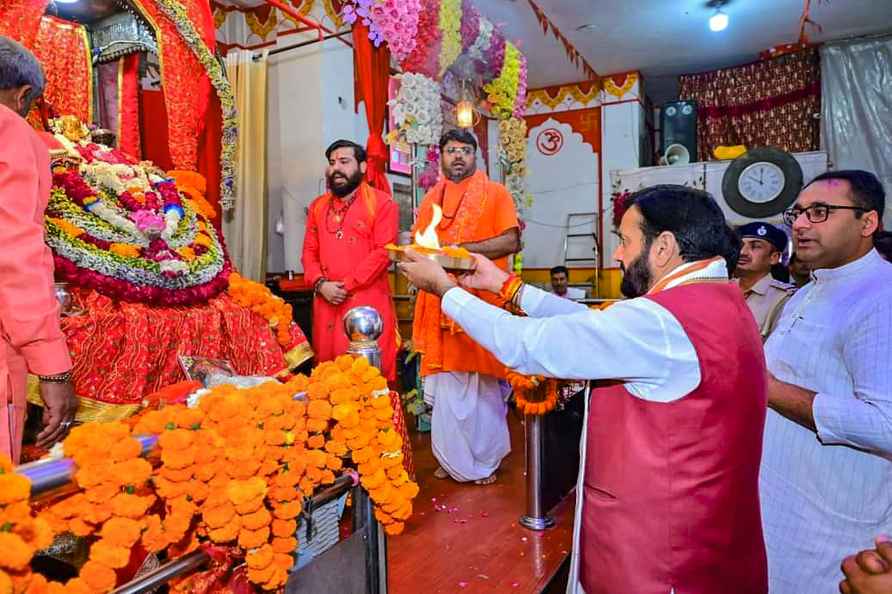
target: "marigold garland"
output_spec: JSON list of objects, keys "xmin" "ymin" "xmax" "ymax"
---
[
  {"xmin": 227, "ymin": 273, "xmax": 293, "ymax": 348},
  {"xmin": 3, "ymin": 354, "xmax": 417, "ymax": 591},
  {"xmin": 506, "ymin": 371, "xmax": 558, "ymax": 415}
]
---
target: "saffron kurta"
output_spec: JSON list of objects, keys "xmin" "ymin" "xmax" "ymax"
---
[
  {"xmin": 412, "ymin": 170, "xmax": 519, "ymax": 378},
  {"xmin": 0, "ymin": 104, "xmax": 72, "ymax": 462},
  {"xmin": 301, "ymin": 183, "xmax": 398, "ymax": 380}
]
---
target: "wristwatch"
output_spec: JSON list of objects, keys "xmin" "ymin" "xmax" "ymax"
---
[{"xmin": 313, "ymin": 277, "xmax": 327, "ymax": 294}]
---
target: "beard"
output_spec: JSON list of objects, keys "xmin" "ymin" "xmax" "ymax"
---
[
  {"xmin": 444, "ymin": 160, "xmax": 476, "ymax": 182},
  {"xmin": 327, "ymin": 169, "xmax": 363, "ymax": 197},
  {"xmin": 619, "ymin": 250, "xmax": 653, "ymax": 298}
]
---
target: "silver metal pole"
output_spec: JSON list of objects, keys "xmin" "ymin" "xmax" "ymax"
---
[
  {"xmin": 17, "ymin": 434, "xmax": 158, "ymax": 497},
  {"xmin": 343, "ymin": 306, "xmax": 388, "ymax": 594},
  {"xmin": 519, "ymin": 414, "xmax": 554, "ymax": 531}
]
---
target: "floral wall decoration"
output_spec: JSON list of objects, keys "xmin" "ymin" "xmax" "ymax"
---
[
  {"xmin": 387, "ymin": 73, "xmax": 444, "ymax": 147},
  {"xmin": 499, "ymin": 117, "xmax": 531, "ymax": 211}
]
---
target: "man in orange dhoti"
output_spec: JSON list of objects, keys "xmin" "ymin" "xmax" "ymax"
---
[
  {"xmin": 302, "ymin": 140, "xmax": 399, "ymax": 380},
  {"xmin": 413, "ymin": 129, "xmax": 520, "ymax": 484},
  {"xmin": 0, "ymin": 37, "xmax": 75, "ymax": 462}
]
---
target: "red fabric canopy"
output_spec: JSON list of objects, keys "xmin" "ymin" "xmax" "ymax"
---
[{"xmin": 352, "ymin": 22, "xmax": 392, "ymax": 195}]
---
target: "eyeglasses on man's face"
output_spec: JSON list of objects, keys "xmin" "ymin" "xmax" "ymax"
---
[
  {"xmin": 444, "ymin": 146, "xmax": 474, "ymax": 156},
  {"xmin": 782, "ymin": 203, "xmax": 866, "ymax": 226}
]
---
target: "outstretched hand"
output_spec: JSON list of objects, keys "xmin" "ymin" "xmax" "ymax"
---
[
  {"xmin": 397, "ymin": 250, "xmax": 457, "ymax": 297},
  {"xmin": 456, "ymin": 253, "xmax": 510, "ymax": 294},
  {"xmin": 840, "ymin": 538, "xmax": 892, "ymax": 594}
]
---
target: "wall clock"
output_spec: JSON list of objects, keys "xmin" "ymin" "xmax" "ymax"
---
[{"xmin": 722, "ymin": 147, "xmax": 803, "ymax": 218}]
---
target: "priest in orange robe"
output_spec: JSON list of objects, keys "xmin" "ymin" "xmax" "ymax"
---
[
  {"xmin": 412, "ymin": 129, "xmax": 520, "ymax": 484},
  {"xmin": 0, "ymin": 36, "xmax": 75, "ymax": 462},
  {"xmin": 302, "ymin": 139, "xmax": 399, "ymax": 380}
]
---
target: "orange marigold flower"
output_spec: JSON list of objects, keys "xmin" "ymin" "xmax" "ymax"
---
[
  {"xmin": 307, "ymin": 419, "xmax": 328, "ymax": 434},
  {"xmin": 247, "ymin": 562, "xmax": 276, "ymax": 585},
  {"xmin": 80, "ymin": 560, "xmax": 117, "ymax": 591},
  {"xmin": 226, "ymin": 477, "xmax": 267, "ymax": 506},
  {"xmin": 68, "ymin": 518, "xmax": 94, "ymax": 537},
  {"xmin": 0, "ymin": 532, "xmax": 32, "ymax": 571},
  {"xmin": 207, "ymin": 516, "xmax": 241, "ymax": 543},
  {"xmin": 307, "ymin": 400, "xmax": 332, "ymax": 421},
  {"xmin": 141, "ymin": 515, "xmax": 169, "ymax": 553},
  {"xmin": 90, "ymin": 539, "xmax": 131, "ymax": 569},
  {"xmin": 115, "ymin": 458, "xmax": 153, "ymax": 486},
  {"xmin": 246, "ymin": 544, "xmax": 274, "ymax": 570},
  {"xmin": 271, "ymin": 518, "xmax": 296, "ymax": 538},
  {"xmin": 271, "ymin": 536, "xmax": 297, "ymax": 554},
  {"xmin": 237, "ymin": 525, "xmax": 270, "ymax": 549},
  {"xmin": 235, "ymin": 497, "xmax": 265, "ymax": 516},
  {"xmin": 0, "ymin": 474, "xmax": 31, "ymax": 505},
  {"xmin": 306, "ymin": 435, "xmax": 325, "ymax": 450},
  {"xmin": 202, "ymin": 503, "xmax": 236, "ymax": 529},
  {"xmin": 110, "ymin": 243, "xmax": 141, "ymax": 258},
  {"xmin": 99, "ymin": 517, "xmax": 143, "ymax": 548},
  {"xmin": 160, "ymin": 465, "xmax": 194, "ymax": 483},
  {"xmin": 110, "ymin": 493, "xmax": 155, "ymax": 519},
  {"xmin": 62, "ymin": 578, "xmax": 93, "ymax": 594},
  {"xmin": 174, "ymin": 407, "xmax": 205, "ymax": 430},
  {"xmin": 159, "ymin": 429, "xmax": 195, "ymax": 452},
  {"xmin": 384, "ymin": 521, "xmax": 405, "ymax": 536},
  {"xmin": 271, "ymin": 500, "xmax": 302, "ymax": 520},
  {"xmin": 241, "ymin": 507, "xmax": 272, "ymax": 531}
]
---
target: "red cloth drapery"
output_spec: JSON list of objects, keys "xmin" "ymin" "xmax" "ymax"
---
[
  {"xmin": 678, "ymin": 50, "xmax": 820, "ymax": 161},
  {"xmin": 198, "ymin": 90, "xmax": 223, "ymax": 229},
  {"xmin": 353, "ymin": 22, "xmax": 392, "ymax": 196},
  {"xmin": 32, "ymin": 16, "xmax": 93, "ymax": 123},
  {"xmin": 131, "ymin": 0, "xmax": 215, "ymax": 170},
  {"xmin": 140, "ymin": 89, "xmax": 174, "ymax": 172},
  {"xmin": 118, "ymin": 53, "xmax": 142, "ymax": 159},
  {"xmin": 0, "ymin": 0, "xmax": 48, "ymax": 47}
]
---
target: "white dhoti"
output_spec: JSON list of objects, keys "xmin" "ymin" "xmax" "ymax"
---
[{"xmin": 424, "ymin": 371, "xmax": 510, "ymax": 482}]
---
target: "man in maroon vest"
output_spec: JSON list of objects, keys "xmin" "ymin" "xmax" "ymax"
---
[{"xmin": 399, "ymin": 184, "xmax": 768, "ymax": 594}]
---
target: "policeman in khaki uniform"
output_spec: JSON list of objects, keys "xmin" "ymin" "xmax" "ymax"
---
[{"xmin": 733, "ymin": 222, "xmax": 796, "ymax": 340}]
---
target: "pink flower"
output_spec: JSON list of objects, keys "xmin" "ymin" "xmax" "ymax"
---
[{"xmin": 132, "ymin": 210, "xmax": 165, "ymax": 234}]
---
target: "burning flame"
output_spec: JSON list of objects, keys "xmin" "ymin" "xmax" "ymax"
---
[{"xmin": 414, "ymin": 204, "xmax": 442, "ymax": 249}]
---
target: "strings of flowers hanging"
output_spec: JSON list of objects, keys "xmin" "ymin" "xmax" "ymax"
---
[
  {"xmin": 3, "ymin": 355, "xmax": 418, "ymax": 592},
  {"xmin": 499, "ymin": 117, "xmax": 531, "ymax": 210},
  {"xmin": 388, "ymin": 73, "xmax": 444, "ymax": 146},
  {"xmin": 46, "ymin": 116, "xmax": 231, "ymax": 306},
  {"xmin": 418, "ymin": 146, "xmax": 441, "ymax": 190},
  {"xmin": 437, "ymin": 0, "xmax": 463, "ymax": 76},
  {"xmin": 484, "ymin": 41, "xmax": 523, "ymax": 119}
]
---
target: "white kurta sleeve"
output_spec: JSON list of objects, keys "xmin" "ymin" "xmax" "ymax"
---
[
  {"xmin": 519, "ymin": 284, "xmax": 589, "ymax": 317},
  {"xmin": 441, "ymin": 287, "xmax": 700, "ymax": 402},
  {"xmin": 812, "ymin": 298, "xmax": 892, "ymax": 457}
]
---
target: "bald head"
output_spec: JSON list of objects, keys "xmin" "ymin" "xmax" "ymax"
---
[{"xmin": 0, "ymin": 35, "xmax": 45, "ymax": 116}]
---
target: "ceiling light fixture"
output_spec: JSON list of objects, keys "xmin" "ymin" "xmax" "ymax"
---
[
  {"xmin": 706, "ymin": 0, "xmax": 730, "ymax": 32},
  {"xmin": 709, "ymin": 9, "xmax": 729, "ymax": 31},
  {"xmin": 53, "ymin": 0, "xmax": 80, "ymax": 4}
]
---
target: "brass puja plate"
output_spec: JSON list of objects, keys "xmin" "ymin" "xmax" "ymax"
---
[{"xmin": 386, "ymin": 244, "xmax": 477, "ymax": 271}]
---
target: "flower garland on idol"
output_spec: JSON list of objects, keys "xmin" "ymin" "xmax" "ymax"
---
[
  {"xmin": 46, "ymin": 117, "xmax": 230, "ymax": 306},
  {"xmin": 2, "ymin": 355, "xmax": 418, "ymax": 592}
]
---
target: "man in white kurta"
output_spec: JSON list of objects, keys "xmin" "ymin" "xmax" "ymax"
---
[{"xmin": 759, "ymin": 170, "xmax": 892, "ymax": 594}]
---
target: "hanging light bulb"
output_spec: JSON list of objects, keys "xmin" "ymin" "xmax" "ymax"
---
[
  {"xmin": 709, "ymin": 9, "xmax": 729, "ymax": 32},
  {"xmin": 456, "ymin": 99, "xmax": 475, "ymax": 128}
]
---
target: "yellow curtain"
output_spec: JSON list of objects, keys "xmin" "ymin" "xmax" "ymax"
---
[{"xmin": 223, "ymin": 49, "xmax": 268, "ymax": 281}]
